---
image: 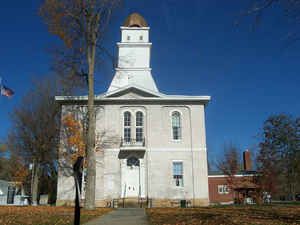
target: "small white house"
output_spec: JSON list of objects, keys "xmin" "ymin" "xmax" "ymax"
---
[
  {"xmin": 0, "ymin": 180, "xmax": 28, "ymax": 206},
  {"xmin": 56, "ymin": 13, "xmax": 211, "ymax": 207}
]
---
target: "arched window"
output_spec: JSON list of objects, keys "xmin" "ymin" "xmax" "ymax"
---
[
  {"xmin": 124, "ymin": 111, "xmax": 131, "ymax": 142},
  {"xmin": 172, "ymin": 111, "xmax": 181, "ymax": 140},
  {"xmin": 136, "ymin": 112, "xmax": 143, "ymax": 142},
  {"xmin": 127, "ymin": 156, "xmax": 140, "ymax": 167}
]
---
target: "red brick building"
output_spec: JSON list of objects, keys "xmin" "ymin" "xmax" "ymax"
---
[{"xmin": 208, "ymin": 151, "xmax": 257, "ymax": 204}]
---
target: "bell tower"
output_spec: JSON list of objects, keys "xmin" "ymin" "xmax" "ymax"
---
[{"xmin": 108, "ymin": 13, "xmax": 158, "ymax": 93}]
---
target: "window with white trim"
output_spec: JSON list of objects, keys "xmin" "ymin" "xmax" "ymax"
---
[
  {"xmin": 173, "ymin": 162, "xmax": 183, "ymax": 187},
  {"xmin": 218, "ymin": 185, "xmax": 230, "ymax": 194},
  {"xmin": 172, "ymin": 111, "xmax": 181, "ymax": 140},
  {"xmin": 136, "ymin": 111, "xmax": 143, "ymax": 142},
  {"xmin": 124, "ymin": 111, "xmax": 131, "ymax": 142}
]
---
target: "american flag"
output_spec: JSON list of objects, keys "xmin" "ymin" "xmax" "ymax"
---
[{"xmin": 1, "ymin": 85, "xmax": 14, "ymax": 98}]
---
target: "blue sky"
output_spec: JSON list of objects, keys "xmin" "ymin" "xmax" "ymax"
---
[{"xmin": 0, "ymin": 1, "xmax": 299, "ymax": 162}]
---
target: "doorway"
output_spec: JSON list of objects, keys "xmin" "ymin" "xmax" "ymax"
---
[{"xmin": 125, "ymin": 157, "xmax": 140, "ymax": 197}]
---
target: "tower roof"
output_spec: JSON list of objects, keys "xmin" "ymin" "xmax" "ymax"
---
[{"xmin": 123, "ymin": 13, "xmax": 147, "ymax": 27}]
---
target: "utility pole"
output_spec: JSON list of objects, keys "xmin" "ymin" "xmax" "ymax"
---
[{"xmin": 73, "ymin": 157, "xmax": 83, "ymax": 225}]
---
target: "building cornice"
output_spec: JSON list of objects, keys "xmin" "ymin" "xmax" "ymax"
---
[
  {"xmin": 115, "ymin": 68, "xmax": 152, "ymax": 71},
  {"xmin": 117, "ymin": 42, "xmax": 152, "ymax": 47},
  {"xmin": 55, "ymin": 95, "xmax": 211, "ymax": 105},
  {"xmin": 55, "ymin": 85, "xmax": 211, "ymax": 105},
  {"xmin": 120, "ymin": 26, "xmax": 150, "ymax": 30}
]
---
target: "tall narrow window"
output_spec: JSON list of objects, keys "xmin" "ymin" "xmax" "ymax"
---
[
  {"xmin": 124, "ymin": 111, "xmax": 131, "ymax": 142},
  {"xmin": 172, "ymin": 111, "xmax": 181, "ymax": 140},
  {"xmin": 136, "ymin": 111, "xmax": 143, "ymax": 142},
  {"xmin": 173, "ymin": 162, "xmax": 183, "ymax": 187},
  {"xmin": 139, "ymin": 35, "xmax": 143, "ymax": 41}
]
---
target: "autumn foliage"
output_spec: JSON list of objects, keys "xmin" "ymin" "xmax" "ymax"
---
[
  {"xmin": 39, "ymin": 0, "xmax": 78, "ymax": 48},
  {"xmin": 256, "ymin": 114, "xmax": 300, "ymax": 199},
  {"xmin": 62, "ymin": 114, "xmax": 86, "ymax": 166},
  {"xmin": 10, "ymin": 157, "xmax": 30, "ymax": 188},
  {"xmin": 147, "ymin": 205, "xmax": 300, "ymax": 225}
]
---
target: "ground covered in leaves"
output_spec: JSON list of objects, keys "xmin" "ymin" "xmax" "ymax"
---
[
  {"xmin": 146, "ymin": 205, "xmax": 300, "ymax": 225},
  {"xmin": 0, "ymin": 206, "xmax": 112, "ymax": 225}
]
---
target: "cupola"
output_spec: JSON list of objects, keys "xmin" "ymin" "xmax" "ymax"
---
[{"xmin": 123, "ymin": 13, "xmax": 148, "ymax": 27}]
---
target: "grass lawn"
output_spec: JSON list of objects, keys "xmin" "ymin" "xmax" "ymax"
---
[
  {"xmin": 146, "ymin": 205, "xmax": 300, "ymax": 225},
  {"xmin": 0, "ymin": 206, "xmax": 112, "ymax": 225}
]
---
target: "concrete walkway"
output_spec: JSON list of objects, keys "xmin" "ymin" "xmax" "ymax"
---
[{"xmin": 84, "ymin": 208, "xmax": 149, "ymax": 225}]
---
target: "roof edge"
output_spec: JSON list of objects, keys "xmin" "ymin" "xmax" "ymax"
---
[{"xmin": 55, "ymin": 95, "xmax": 211, "ymax": 104}]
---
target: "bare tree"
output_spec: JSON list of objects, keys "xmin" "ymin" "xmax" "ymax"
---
[
  {"xmin": 216, "ymin": 144, "xmax": 259, "ymax": 203},
  {"xmin": 241, "ymin": 0, "xmax": 299, "ymax": 16},
  {"xmin": 40, "ymin": 0, "xmax": 121, "ymax": 209},
  {"xmin": 216, "ymin": 144, "xmax": 242, "ymax": 189},
  {"xmin": 238, "ymin": 0, "xmax": 300, "ymax": 40},
  {"xmin": 7, "ymin": 77, "xmax": 61, "ymax": 205}
]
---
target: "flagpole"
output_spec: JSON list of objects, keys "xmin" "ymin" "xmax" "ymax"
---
[
  {"xmin": 31, "ymin": 160, "xmax": 34, "ymax": 205},
  {"xmin": 0, "ymin": 77, "xmax": 2, "ymax": 95}
]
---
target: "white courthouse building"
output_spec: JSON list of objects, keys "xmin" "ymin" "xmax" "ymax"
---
[{"xmin": 56, "ymin": 13, "xmax": 211, "ymax": 207}]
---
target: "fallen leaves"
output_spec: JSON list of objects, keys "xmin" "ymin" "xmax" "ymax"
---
[
  {"xmin": 0, "ymin": 206, "xmax": 112, "ymax": 225},
  {"xmin": 146, "ymin": 205, "xmax": 300, "ymax": 225}
]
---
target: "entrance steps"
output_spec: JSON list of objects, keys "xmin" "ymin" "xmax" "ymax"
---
[{"xmin": 114, "ymin": 198, "xmax": 147, "ymax": 208}]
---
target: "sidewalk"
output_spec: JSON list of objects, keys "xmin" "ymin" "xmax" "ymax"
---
[{"xmin": 84, "ymin": 208, "xmax": 149, "ymax": 225}]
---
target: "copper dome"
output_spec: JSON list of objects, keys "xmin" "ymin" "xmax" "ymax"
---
[{"xmin": 123, "ymin": 13, "xmax": 147, "ymax": 27}]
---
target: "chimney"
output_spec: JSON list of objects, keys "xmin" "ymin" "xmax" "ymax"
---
[{"xmin": 243, "ymin": 150, "xmax": 252, "ymax": 171}]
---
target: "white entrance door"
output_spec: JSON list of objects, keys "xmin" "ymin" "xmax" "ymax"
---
[
  {"xmin": 124, "ymin": 157, "xmax": 140, "ymax": 198},
  {"xmin": 126, "ymin": 165, "xmax": 140, "ymax": 197}
]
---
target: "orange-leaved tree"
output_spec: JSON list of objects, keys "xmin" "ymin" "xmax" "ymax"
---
[
  {"xmin": 62, "ymin": 113, "xmax": 86, "ymax": 167},
  {"xmin": 10, "ymin": 157, "xmax": 30, "ymax": 189}
]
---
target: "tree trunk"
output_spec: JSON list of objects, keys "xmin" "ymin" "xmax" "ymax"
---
[
  {"xmin": 32, "ymin": 161, "xmax": 40, "ymax": 206},
  {"xmin": 291, "ymin": 182, "xmax": 296, "ymax": 201},
  {"xmin": 84, "ymin": 43, "xmax": 96, "ymax": 210}
]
